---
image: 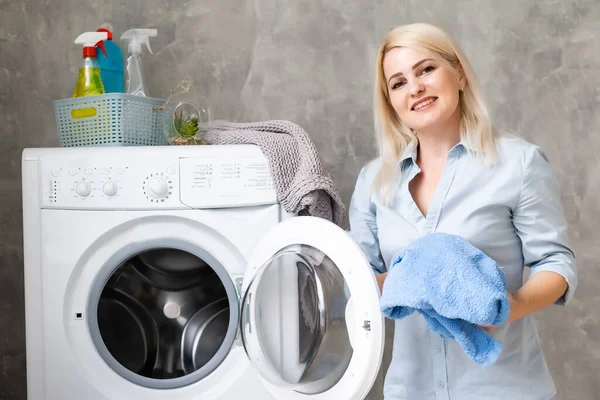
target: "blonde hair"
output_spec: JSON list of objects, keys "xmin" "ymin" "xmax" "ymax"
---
[{"xmin": 373, "ymin": 23, "xmax": 497, "ymax": 204}]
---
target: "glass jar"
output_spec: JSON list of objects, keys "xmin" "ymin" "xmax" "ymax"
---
[{"xmin": 163, "ymin": 81, "xmax": 212, "ymax": 145}]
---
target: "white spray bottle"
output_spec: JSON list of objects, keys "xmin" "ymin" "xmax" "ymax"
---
[{"xmin": 120, "ymin": 29, "xmax": 157, "ymax": 97}]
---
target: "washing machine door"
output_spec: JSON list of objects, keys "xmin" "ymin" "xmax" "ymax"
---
[{"xmin": 240, "ymin": 216, "xmax": 384, "ymax": 400}]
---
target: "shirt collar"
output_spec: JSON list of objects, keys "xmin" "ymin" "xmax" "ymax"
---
[
  {"xmin": 400, "ymin": 140, "xmax": 418, "ymax": 163},
  {"xmin": 399, "ymin": 139, "xmax": 470, "ymax": 165}
]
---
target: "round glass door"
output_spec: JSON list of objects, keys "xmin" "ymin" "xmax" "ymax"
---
[
  {"xmin": 240, "ymin": 244, "xmax": 353, "ymax": 395},
  {"xmin": 92, "ymin": 247, "xmax": 238, "ymax": 385}
]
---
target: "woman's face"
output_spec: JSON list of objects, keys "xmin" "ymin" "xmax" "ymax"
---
[{"xmin": 383, "ymin": 47, "xmax": 464, "ymax": 136}]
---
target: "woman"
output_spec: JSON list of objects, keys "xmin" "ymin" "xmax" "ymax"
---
[{"xmin": 349, "ymin": 23, "xmax": 577, "ymax": 400}]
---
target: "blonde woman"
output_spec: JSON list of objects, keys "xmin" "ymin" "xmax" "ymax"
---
[{"xmin": 349, "ymin": 23, "xmax": 576, "ymax": 399}]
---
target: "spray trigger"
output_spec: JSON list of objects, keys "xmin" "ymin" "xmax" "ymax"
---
[{"xmin": 143, "ymin": 38, "xmax": 153, "ymax": 54}]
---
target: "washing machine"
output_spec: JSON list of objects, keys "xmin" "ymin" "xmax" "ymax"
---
[{"xmin": 21, "ymin": 144, "xmax": 384, "ymax": 400}]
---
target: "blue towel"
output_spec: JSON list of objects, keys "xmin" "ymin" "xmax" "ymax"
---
[{"xmin": 380, "ymin": 233, "xmax": 510, "ymax": 366}]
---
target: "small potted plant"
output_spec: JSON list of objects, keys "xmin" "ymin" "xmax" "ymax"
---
[
  {"xmin": 169, "ymin": 109, "xmax": 205, "ymax": 145},
  {"xmin": 161, "ymin": 80, "xmax": 212, "ymax": 145}
]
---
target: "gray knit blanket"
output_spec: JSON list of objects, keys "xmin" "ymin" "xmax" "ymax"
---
[{"xmin": 201, "ymin": 120, "xmax": 346, "ymax": 227}]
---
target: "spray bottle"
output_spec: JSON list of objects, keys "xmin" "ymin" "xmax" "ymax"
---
[
  {"xmin": 73, "ymin": 32, "xmax": 108, "ymax": 98},
  {"xmin": 96, "ymin": 23, "xmax": 124, "ymax": 93},
  {"xmin": 120, "ymin": 29, "xmax": 157, "ymax": 97}
]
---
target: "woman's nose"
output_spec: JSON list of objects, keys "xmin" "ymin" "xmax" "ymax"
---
[{"xmin": 408, "ymin": 80, "xmax": 425, "ymax": 97}]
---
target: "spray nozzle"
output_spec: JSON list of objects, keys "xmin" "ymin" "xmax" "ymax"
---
[
  {"xmin": 75, "ymin": 32, "xmax": 109, "ymax": 57},
  {"xmin": 121, "ymin": 29, "xmax": 158, "ymax": 55},
  {"xmin": 96, "ymin": 23, "xmax": 113, "ymax": 40}
]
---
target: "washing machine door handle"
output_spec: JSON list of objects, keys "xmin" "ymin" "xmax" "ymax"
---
[{"xmin": 234, "ymin": 276, "xmax": 245, "ymax": 347}]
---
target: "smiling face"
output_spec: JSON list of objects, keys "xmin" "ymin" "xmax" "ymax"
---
[{"xmin": 383, "ymin": 46, "xmax": 465, "ymax": 136}]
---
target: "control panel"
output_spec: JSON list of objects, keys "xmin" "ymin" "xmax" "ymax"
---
[
  {"xmin": 39, "ymin": 150, "xmax": 278, "ymax": 210},
  {"xmin": 179, "ymin": 157, "xmax": 276, "ymax": 208}
]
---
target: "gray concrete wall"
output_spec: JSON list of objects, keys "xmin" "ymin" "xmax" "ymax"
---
[{"xmin": 1, "ymin": 0, "xmax": 598, "ymax": 399}]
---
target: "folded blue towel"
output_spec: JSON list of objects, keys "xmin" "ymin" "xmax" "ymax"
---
[{"xmin": 380, "ymin": 233, "xmax": 510, "ymax": 366}]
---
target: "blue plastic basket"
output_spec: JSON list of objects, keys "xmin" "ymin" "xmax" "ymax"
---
[{"xmin": 53, "ymin": 94, "xmax": 167, "ymax": 147}]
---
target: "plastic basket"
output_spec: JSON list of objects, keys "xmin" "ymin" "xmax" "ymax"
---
[{"xmin": 53, "ymin": 94, "xmax": 167, "ymax": 147}]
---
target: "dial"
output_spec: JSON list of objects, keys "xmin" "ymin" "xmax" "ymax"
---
[
  {"xmin": 103, "ymin": 181, "xmax": 118, "ymax": 196},
  {"xmin": 76, "ymin": 182, "xmax": 92, "ymax": 197},
  {"xmin": 147, "ymin": 177, "xmax": 169, "ymax": 199}
]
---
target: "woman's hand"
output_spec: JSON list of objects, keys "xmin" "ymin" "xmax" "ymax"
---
[
  {"xmin": 376, "ymin": 272, "xmax": 388, "ymax": 293},
  {"xmin": 480, "ymin": 291, "xmax": 518, "ymax": 333}
]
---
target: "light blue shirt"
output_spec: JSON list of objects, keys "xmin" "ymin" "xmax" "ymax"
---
[{"xmin": 348, "ymin": 135, "xmax": 577, "ymax": 400}]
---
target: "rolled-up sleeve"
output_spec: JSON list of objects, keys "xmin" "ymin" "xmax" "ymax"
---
[
  {"xmin": 513, "ymin": 146, "xmax": 577, "ymax": 305},
  {"xmin": 348, "ymin": 164, "xmax": 386, "ymax": 274}
]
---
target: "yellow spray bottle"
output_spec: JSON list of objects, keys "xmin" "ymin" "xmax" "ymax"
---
[{"xmin": 73, "ymin": 32, "xmax": 109, "ymax": 98}]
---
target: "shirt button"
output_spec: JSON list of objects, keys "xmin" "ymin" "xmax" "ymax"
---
[
  {"xmin": 438, "ymin": 381, "xmax": 445, "ymax": 388},
  {"xmin": 436, "ymin": 345, "xmax": 441, "ymax": 353}
]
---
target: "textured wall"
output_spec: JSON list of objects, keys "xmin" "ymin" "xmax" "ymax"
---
[{"xmin": 1, "ymin": 0, "xmax": 599, "ymax": 399}]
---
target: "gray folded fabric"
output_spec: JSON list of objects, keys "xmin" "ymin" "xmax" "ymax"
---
[{"xmin": 201, "ymin": 120, "xmax": 346, "ymax": 227}]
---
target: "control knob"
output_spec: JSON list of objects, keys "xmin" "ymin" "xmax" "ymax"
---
[
  {"xmin": 103, "ymin": 181, "xmax": 118, "ymax": 196},
  {"xmin": 76, "ymin": 182, "xmax": 92, "ymax": 197},
  {"xmin": 147, "ymin": 177, "xmax": 169, "ymax": 199}
]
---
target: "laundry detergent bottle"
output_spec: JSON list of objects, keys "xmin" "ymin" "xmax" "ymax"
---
[
  {"xmin": 73, "ymin": 32, "xmax": 108, "ymax": 98},
  {"xmin": 96, "ymin": 24, "xmax": 124, "ymax": 93},
  {"xmin": 120, "ymin": 28, "xmax": 157, "ymax": 97}
]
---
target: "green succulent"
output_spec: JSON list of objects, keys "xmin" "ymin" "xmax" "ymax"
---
[
  {"xmin": 180, "ymin": 117, "xmax": 198, "ymax": 137},
  {"xmin": 173, "ymin": 109, "xmax": 199, "ymax": 138}
]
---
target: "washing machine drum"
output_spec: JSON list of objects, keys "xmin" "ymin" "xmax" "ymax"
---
[{"xmin": 96, "ymin": 248, "xmax": 233, "ymax": 380}]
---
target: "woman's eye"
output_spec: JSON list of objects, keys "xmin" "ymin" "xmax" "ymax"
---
[
  {"xmin": 391, "ymin": 81, "xmax": 406, "ymax": 90},
  {"xmin": 421, "ymin": 66, "xmax": 435, "ymax": 74}
]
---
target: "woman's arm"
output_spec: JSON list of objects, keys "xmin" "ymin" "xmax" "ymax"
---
[
  {"xmin": 510, "ymin": 271, "xmax": 568, "ymax": 322},
  {"xmin": 485, "ymin": 146, "xmax": 576, "ymax": 331},
  {"xmin": 513, "ymin": 146, "xmax": 576, "ymax": 302},
  {"xmin": 348, "ymin": 165, "xmax": 387, "ymax": 286},
  {"xmin": 483, "ymin": 272, "xmax": 567, "ymax": 332}
]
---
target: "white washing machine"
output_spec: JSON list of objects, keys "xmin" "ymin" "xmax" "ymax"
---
[{"xmin": 21, "ymin": 144, "xmax": 384, "ymax": 400}]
